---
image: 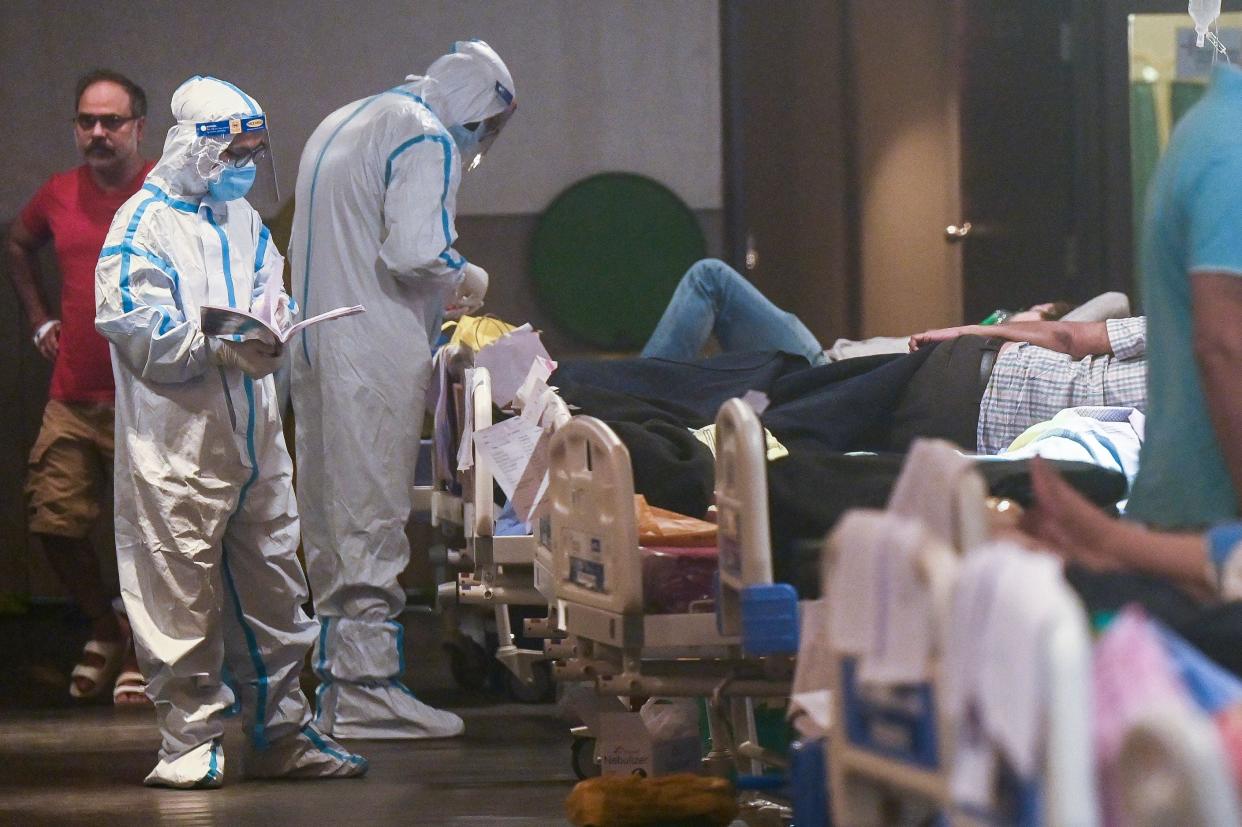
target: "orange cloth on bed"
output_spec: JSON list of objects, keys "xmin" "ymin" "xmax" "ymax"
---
[{"xmin": 635, "ymin": 495, "xmax": 717, "ymax": 547}]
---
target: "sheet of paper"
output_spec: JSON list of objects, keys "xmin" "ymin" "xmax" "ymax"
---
[
  {"xmin": 514, "ymin": 357, "xmax": 554, "ymax": 411},
  {"xmin": 281, "ymin": 304, "xmax": 365, "ymax": 342},
  {"xmin": 456, "ymin": 369, "xmax": 475, "ymax": 472},
  {"xmin": 540, "ymin": 391, "xmax": 571, "ymax": 430},
  {"xmin": 199, "ymin": 303, "xmax": 364, "ymax": 344},
  {"xmin": 520, "ymin": 381, "xmax": 553, "ymax": 423},
  {"xmin": 474, "ymin": 325, "xmax": 554, "ymax": 408},
  {"xmin": 511, "ymin": 427, "xmax": 552, "ymax": 523},
  {"xmin": 470, "ymin": 415, "xmax": 545, "ymax": 499}
]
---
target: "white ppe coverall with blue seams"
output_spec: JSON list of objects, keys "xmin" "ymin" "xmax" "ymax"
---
[
  {"xmin": 290, "ymin": 40, "xmax": 514, "ymax": 739},
  {"xmin": 95, "ymin": 75, "xmax": 365, "ymax": 788}
]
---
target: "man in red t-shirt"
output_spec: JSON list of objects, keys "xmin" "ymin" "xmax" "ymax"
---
[{"xmin": 5, "ymin": 69, "xmax": 154, "ymax": 704}]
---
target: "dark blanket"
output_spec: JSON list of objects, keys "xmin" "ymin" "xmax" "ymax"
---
[{"xmin": 552, "ymin": 350, "xmax": 1128, "ymax": 593}]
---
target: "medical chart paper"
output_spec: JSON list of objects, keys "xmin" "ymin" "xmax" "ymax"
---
[
  {"xmin": 201, "ymin": 301, "xmax": 364, "ymax": 344},
  {"xmin": 511, "ymin": 427, "xmax": 552, "ymax": 523},
  {"xmin": 456, "ymin": 369, "xmax": 476, "ymax": 472},
  {"xmin": 470, "ymin": 415, "xmax": 545, "ymax": 499},
  {"xmin": 474, "ymin": 324, "xmax": 554, "ymax": 407}
]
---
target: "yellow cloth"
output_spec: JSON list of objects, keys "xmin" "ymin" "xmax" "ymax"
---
[
  {"xmin": 442, "ymin": 315, "xmax": 518, "ymax": 351},
  {"xmin": 565, "ymin": 774, "xmax": 737, "ymax": 827},
  {"xmin": 689, "ymin": 423, "xmax": 789, "ymax": 461}
]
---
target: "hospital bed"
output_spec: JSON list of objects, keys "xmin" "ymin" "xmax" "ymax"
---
[
  {"xmin": 1116, "ymin": 704, "xmax": 1241, "ymax": 826},
  {"xmin": 434, "ymin": 360, "xmax": 570, "ymax": 700},
  {"xmin": 545, "ymin": 411, "xmax": 794, "ymax": 784},
  {"xmin": 819, "ymin": 445, "xmax": 1101, "ymax": 826},
  {"xmin": 819, "ymin": 490, "xmax": 976, "ymax": 826}
]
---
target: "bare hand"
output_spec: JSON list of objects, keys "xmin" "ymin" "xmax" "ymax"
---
[
  {"xmin": 35, "ymin": 320, "xmax": 61, "ymax": 361},
  {"xmin": 1019, "ymin": 457, "xmax": 1123, "ymax": 571},
  {"xmin": 908, "ymin": 324, "xmax": 987, "ymax": 352}
]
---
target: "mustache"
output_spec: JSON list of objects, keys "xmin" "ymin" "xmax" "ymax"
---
[{"xmin": 86, "ymin": 139, "xmax": 114, "ymax": 153}]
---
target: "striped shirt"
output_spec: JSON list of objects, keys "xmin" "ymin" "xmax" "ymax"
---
[{"xmin": 976, "ymin": 317, "xmax": 1148, "ymax": 454}]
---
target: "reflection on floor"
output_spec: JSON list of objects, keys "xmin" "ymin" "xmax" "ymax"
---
[{"xmin": 0, "ymin": 605, "xmax": 576, "ymax": 826}]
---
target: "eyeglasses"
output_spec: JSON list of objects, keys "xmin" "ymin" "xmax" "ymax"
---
[
  {"xmin": 220, "ymin": 143, "xmax": 268, "ymax": 168},
  {"xmin": 74, "ymin": 114, "xmax": 138, "ymax": 131}
]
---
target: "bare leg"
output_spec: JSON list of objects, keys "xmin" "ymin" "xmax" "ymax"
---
[{"xmin": 38, "ymin": 533, "xmax": 122, "ymax": 694}]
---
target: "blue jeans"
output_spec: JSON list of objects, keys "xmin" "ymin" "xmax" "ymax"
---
[{"xmin": 641, "ymin": 259, "xmax": 827, "ymax": 366}]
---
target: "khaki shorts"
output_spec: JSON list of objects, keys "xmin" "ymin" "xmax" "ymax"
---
[{"xmin": 25, "ymin": 399, "xmax": 114, "ymax": 538}]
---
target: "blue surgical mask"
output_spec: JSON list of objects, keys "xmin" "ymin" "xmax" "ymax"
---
[
  {"xmin": 208, "ymin": 164, "xmax": 256, "ymax": 201},
  {"xmin": 447, "ymin": 123, "xmax": 480, "ymax": 155}
]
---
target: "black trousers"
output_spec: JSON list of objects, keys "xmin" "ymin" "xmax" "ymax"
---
[{"xmin": 888, "ymin": 334, "xmax": 1001, "ymax": 453}]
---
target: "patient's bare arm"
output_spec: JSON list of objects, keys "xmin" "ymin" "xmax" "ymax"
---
[{"xmin": 909, "ymin": 320, "xmax": 1112, "ymax": 360}]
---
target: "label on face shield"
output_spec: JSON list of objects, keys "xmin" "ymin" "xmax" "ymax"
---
[{"xmin": 195, "ymin": 114, "xmax": 267, "ymax": 137}]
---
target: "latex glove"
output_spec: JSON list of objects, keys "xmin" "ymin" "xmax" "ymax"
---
[
  {"xmin": 210, "ymin": 338, "xmax": 284, "ymax": 379},
  {"xmin": 33, "ymin": 319, "xmax": 61, "ymax": 361},
  {"xmin": 270, "ymin": 293, "xmax": 294, "ymax": 335},
  {"xmin": 443, "ymin": 263, "xmax": 488, "ymax": 321}
]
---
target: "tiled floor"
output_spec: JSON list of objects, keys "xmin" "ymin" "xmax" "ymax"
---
[{"xmin": 0, "ymin": 605, "xmax": 577, "ymax": 825}]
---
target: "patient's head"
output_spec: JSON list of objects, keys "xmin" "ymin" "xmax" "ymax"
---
[{"xmin": 1009, "ymin": 300, "xmax": 1075, "ymax": 323}]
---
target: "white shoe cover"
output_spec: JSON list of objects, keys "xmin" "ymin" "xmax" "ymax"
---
[
  {"xmin": 244, "ymin": 724, "xmax": 368, "ymax": 780},
  {"xmin": 316, "ymin": 680, "xmax": 464, "ymax": 740},
  {"xmin": 143, "ymin": 739, "xmax": 224, "ymax": 789}
]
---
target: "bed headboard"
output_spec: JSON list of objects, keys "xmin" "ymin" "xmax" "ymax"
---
[
  {"xmin": 548, "ymin": 416, "xmax": 642, "ymax": 615},
  {"xmin": 714, "ymin": 398, "xmax": 773, "ymax": 636}
]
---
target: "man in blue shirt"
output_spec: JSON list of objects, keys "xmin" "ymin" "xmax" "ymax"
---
[{"xmin": 1126, "ymin": 63, "xmax": 1242, "ymax": 528}]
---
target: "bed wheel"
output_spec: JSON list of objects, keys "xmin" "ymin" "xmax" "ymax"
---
[
  {"xmin": 504, "ymin": 660, "xmax": 556, "ymax": 704},
  {"xmin": 571, "ymin": 735, "xmax": 601, "ymax": 780},
  {"xmin": 445, "ymin": 638, "xmax": 491, "ymax": 690}
]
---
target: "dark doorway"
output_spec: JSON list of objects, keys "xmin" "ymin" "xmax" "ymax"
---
[{"xmin": 720, "ymin": 0, "xmax": 860, "ymax": 345}]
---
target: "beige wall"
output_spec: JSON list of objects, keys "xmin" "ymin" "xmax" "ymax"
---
[{"xmin": 852, "ymin": 0, "xmax": 962, "ymax": 337}]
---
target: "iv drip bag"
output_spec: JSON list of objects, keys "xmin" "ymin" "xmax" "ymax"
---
[{"xmin": 1190, "ymin": 0, "xmax": 1222, "ymax": 47}]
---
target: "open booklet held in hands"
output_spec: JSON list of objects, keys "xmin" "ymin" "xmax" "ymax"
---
[{"xmin": 200, "ymin": 273, "xmax": 364, "ymax": 346}]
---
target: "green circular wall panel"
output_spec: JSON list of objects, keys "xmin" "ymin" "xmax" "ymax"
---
[{"xmin": 531, "ymin": 173, "xmax": 707, "ymax": 350}]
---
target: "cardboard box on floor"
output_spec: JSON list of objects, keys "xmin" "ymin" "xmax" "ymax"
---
[{"xmin": 598, "ymin": 710, "xmax": 702, "ymax": 777}]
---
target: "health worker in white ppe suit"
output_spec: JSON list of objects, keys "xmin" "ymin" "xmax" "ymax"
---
[
  {"xmin": 290, "ymin": 40, "xmax": 515, "ymax": 739},
  {"xmin": 95, "ymin": 75, "xmax": 367, "ymax": 788}
]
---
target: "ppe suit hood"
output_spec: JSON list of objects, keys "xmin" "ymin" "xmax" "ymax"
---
[
  {"xmin": 149, "ymin": 75, "xmax": 266, "ymax": 198},
  {"xmin": 408, "ymin": 40, "xmax": 514, "ymax": 128}
]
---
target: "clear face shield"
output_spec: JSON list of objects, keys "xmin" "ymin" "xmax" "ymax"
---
[
  {"xmin": 453, "ymin": 82, "xmax": 516, "ymax": 172},
  {"xmin": 194, "ymin": 114, "xmax": 279, "ymax": 207}
]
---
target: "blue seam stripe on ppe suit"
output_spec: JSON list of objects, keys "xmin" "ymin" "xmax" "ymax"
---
[
  {"xmin": 114, "ymin": 184, "xmax": 195, "ymax": 315},
  {"xmin": 382, "ymin": 132, "xmax": 465, "ymax": 271},
  {"xmin": 254, "ymin": 225, "xmax": 271, "ymax": 271},
  {"xmin": 100, "ymin": 243, "xmax": 182, "ymax": 334},
  {"xmin": 220, "ymin": 378, "xmax": 268, "ymax": 749},
  {"xmin": 313, "ymin": 618, "xmax": 331, "ymax": 722},
  {"xmin": 302, "ymin": 724, "xmax": 366, "ymax": 765},
  {"xmin": 202, "ymin": 208, "xmax": 238, "ymax": 308},
  {"xmin": 387, "ymin": 618, "xmax": 406, "ymax": 676},
  {"xmin": 117, "ymin": 197, "xmax": 159, "ymax": 314},
  {"xmin": 385, "ymin": 90, "xmax": 465, "ymax": 270},
  {"xmin": 142, "ymin": 182, "xmax": 200, "ymax": 213},
  {"xmin": 205, "ymin": 201, "xmax": 272, "ymax": 749},
  {"xmin": 299, "ymin": 87, "xmax": 460, "ymax": 363},
  {"xmin": 203, "ymin": 740, "xmax": 221, "ymax": 784},
  {"xmin": 298, "ymin": 94, "xmax": 387, "ymax": 362},
  {"xmin": 221, "ymin": 544, "xmax": 270, "ymax": 749}
]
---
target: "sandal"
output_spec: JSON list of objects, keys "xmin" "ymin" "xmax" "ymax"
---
[
  {"xmin": 69, "ymin": 639, "xmax": 124, "ymax": 700},
  {"xmin": 113, "ymin": 670, "xmax": 152, "ymax": 707}
]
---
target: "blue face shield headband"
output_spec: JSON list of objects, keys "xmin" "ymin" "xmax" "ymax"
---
[{"xmin": 195, "ymin": 114, "xmax": 280, "ymax": 204}]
